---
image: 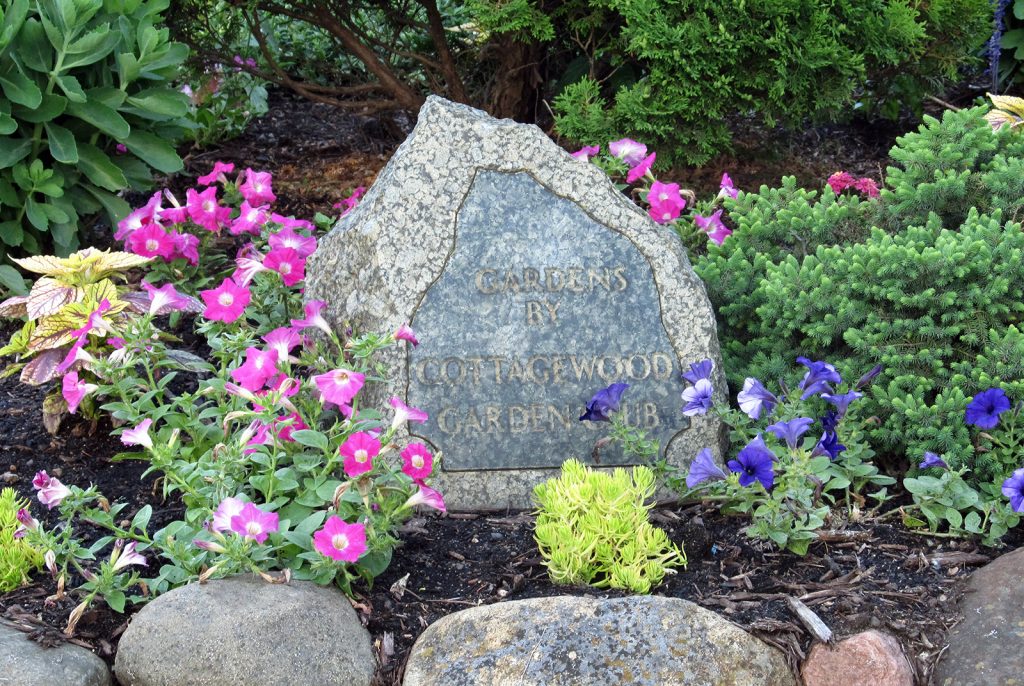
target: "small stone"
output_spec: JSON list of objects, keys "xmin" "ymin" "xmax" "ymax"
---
[
  {"xmin": 114, "ymin": 576, "xmax": 375, "ymax": 686},
  {"xmin": 0, "ymin": 622, "xmax": 111, "ymax": 686},
  {"xmin": 403, "ymin": 595, "xmax": 795, "ymax": 686},
  {"xmin": 488, "ymin": 532, "xmax": 503, "ymax": 541},
  {"xmin": 802, "ymin": 630, "xmax": 913, "ymax": 686}
]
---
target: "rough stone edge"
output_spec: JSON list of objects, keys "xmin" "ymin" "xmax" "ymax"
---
[{"xmin": 307, "ymin": 96, "xmax": 727, "ymax": 509}]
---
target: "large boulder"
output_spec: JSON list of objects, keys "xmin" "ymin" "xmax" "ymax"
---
[
  {"xmin": 114, "ymin": 576, "xmax": 375, "ymax": 686},
  {"xmin": 402, "ymin": 595, "xmax": 796, "ymax": 685},
  {"xmin": 0, "ymin": 621, "xmax": 111, "ymax": 686},
  {"xmin": 934, "ymin": 547, "xmax": 1024, "ymax": 686}
]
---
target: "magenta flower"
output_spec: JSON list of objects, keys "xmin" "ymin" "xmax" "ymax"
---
[
  {"xmin": 230, "ymin": 502, "xmax": 279, "ymax": 544},
  {"xmin": 827, "ymin": 171, "xmax": 855, "ymax": 194},
  {"xmin": 159, "ymin": 189, "xmax": 190, "ymax": 225},
  {"xmin": 230, "ymin": 201, "xmax": 268, "ymax": 236},
  {"xmin": 62, "ymin": 371, "xmax": 98, "ymax": 414},
  {"xmin": 200, "ymin": 278, "xmax": 251, "ymax": 322},
  {"xmin": 268, "ymin": 227, "xmax": 317, "ymax": 258},
  {"xmin": 313, "ymin": 516, "xmax": 367, "ymax": 562},
  {"xmin": 719, "ymin": 173, "xmax": 739, "ymax": 199},
  {"xmin": 239, "ymin": 169, "xmax": 276, "ymax": 206},
  {"xmin": 141, "ymin": 282, "xmax": 190, "ymax": 316},
  {"xmin": 274, "ymin": 412, "xmax": 307, "ymax": 442},
  {"xmin": 389, "ymin": 396, "xmax": 428, "ymax": 430},
  {"xmin": 269, "ymin": 213, "xmax": 313, "ymax": 231},
  {"xmin": 626, "ymin": 152, "xmax": 656, "ymax": 184},
  {"xmin": 340, "ymin": 431, "xmax": 381, "ymax": 477},
  {"xmin": 111, "ymin": 540, "xmax": 147, "ymax": 572},
  {"xmin": 197, "ymin": 161, "xmax": 235, "ymax": 186},
  {"xmin": 332, "ymin": 186, "xmax": 365, "ymax": 216},
  {"xmin": 394, "ymin": 324, "xmax": 418, "ymax": 346},
  {"xmin": 262, "ymin": 327, "xmax": 302, "ymax": 361},
  {"xmin": 315, "ymin": 368, "xmax": 365, "ymax": 406},
  {"xmin": 646, "ymin": 180, "xmax": 686, "ymax": 224},
  {"xmin": 608, "ymin": 138, "xmax": 647, "ymax": 166},
  {"xmin": 115, "ymin": 191, "xmax": 163, "ymax": 240},
  {"xmin": 121, "ymin": 418, "xmax": 154, "ymax": 450},
  {"xmin": 14, "ymin": 508, "xmax": 38, "ymax": 538},
  {"xmin": 127, "ymin": 223, "xmax": 175, "ymax": 259},
  {"xmin": 403, "ymin": 484, "xmax": 446, "ymax": 512},
  {"xmin": 263, "ymin": 247, "xmax": 306, "ymax": 287},
  {"xmin": 231, "ymin": 347, "xmax": 279, "ymax": 391},
  {"xmin": 186, "ymin": 187, "xmax": 231, "ymax": 232},
  {"xmin": 571, "ymin": 145, "xmax": 600, "ymax": 161},
  {"xmin": 170, "ymin": 231, "xmax": 200, "ymax": 265},
  {"xmin": 694, "ymin": 210, "xmax": 732, "ymax": 246},
  {"xmin": 852, "ymin": 177, "xmax": 880, "ymax": 198},
  {"xmin": 401, "ymin": 442, "xmax": 434, "ymax": 481},
  {"xmin": 33, "ymin": 471, "xmax": 71, "ymax": 509},
  {"xmin": 291, "ymin": 300, "xmax": 333, "ymax": 336}
]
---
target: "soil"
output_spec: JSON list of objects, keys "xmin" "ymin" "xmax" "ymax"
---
[{"xmin": 2, "ymin": 86, "xmax": 1019, "ymax": 686}]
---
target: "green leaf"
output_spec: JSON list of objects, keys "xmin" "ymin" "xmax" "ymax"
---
[
  {"xmin": 945, "ymin": 507, "xmax": 963, "ymax": 529},
  {"xmin": 123, "ymin": 130, "xmax": 181, "ymax": 173},
  {"xmin": 0, "ymin": 178, "xmax": 17, "ymax": 204},
  {"xmin": 0, "ymin": 112, "xmax": 15, "ymax": 135},
  {"xmin": 115, "ymin": 52, "xmax": 140, "ymax": 83},
  {"xmin": 358, "ymin": 548, "xmax": 393, "ymax": 578},
  {"xmin": 131, "ymin": 504, "xmax": 153, "ymax": 533},
  {"xmin": 44, "ymin": 121, "xmax": 78, "ymax": 163},
  {"xmin": 291, "ymin": 430, "xmax": 329, "ymax": 452},
  {"xmin": 104, "ymin": 590, "xmax": 126, "ymax": 613},
  {"xmin": 16, "ymin": 18, "xmax": 50, "ymax": 72},
  {"xmin": 0, "ymin": 69, "xmax": 41, "ymax": 108},
  {"xmin": 125, "ymin": 88, "xmax": 188, "ymax": 118},
  {"xmin": 0, "ymin": 265, "xmax": 27, "ymax": 294},
  {"xmin": 66, "ymin": 99, "xmax": 130, "ymax": 139},
  {"xmin": 0, "ymin": 221, "xmax": 24, "ymax": 246},
  {"xmin": 25, "ymin": 197, "xmax": 48, "ymax": 231},
  {"xmin": 77, "ymin": 142, "xmax": 127, "ymax": 191},
  {"xmin": 0, "ymin": 137, "xmax": 31, "ymax": 168},
  {"xmin": 55, "ymin": 74, "xmax": 86, "ymax": 102},
  {"xmin": 14, "ymin": 93, "xmax": 66, "ymax": 122},
  {"xmin": 62, "ymin": 26, "xmax": 120, "ymax": 70},
  {"xmin": 82, "ymin": 185, "xmax": 130, "ymax": 224}
]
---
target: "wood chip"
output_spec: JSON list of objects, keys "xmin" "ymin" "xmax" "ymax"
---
[
  {"xmin": 447, "ymin": 551, "xmax": 466, "ymax": 561},
  {"xmin": 786, "ymin": 595, "xmax": 833, "ymax": 644},
  {"xmin": 925, "ymin": 551, "xmax": 990, "ymax": 567}
]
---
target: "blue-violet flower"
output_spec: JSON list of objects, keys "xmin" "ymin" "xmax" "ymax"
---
[
  {"xmin": 727, "ymin": 435, "xmax": 776, "ymax": 490},
  {"xmin": 765, "ymin": 417, "xmax": 815, "ymax": 450},
  {"xmin": 737, "ymin": 377, "xmax": 777, "ymax": 420},
  {"xmin": 580, "ymin": 382, "xmax": 629, "ymax": 422},
  {"xmin": 965, "ymin": 388, "xmax": 1011, "ymax": 429},
  {"xmin": 685, "ymin": 448, "xmax": 727, "ymax": 488},
  {"xmin": 797, "ymin": 356, "xmax": 842, "ymax": 400},
  {"xmin": 681, "ymin": 379, "xmax": 714, "ymax": 416}
]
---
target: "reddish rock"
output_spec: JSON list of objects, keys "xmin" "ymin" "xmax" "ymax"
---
[{"xmin": 802, "ymin": 630, "xmax": 914, "ymax": 686}]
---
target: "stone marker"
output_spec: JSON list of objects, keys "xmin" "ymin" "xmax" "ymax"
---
[{"xmin": 307, "ymin": 96, "xmax": 725, "ymax": 509}]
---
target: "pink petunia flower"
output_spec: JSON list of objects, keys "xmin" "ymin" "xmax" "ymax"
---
[
  {"xmin": 626, "ymin": 152, "xmax": 656, "ymax": 184},
  {"xmin": 263, "ymin": 247, "xmax": 306, "ymax": 287},
  {"xmin": 121, "ymin": 418, "xmax": 154, "ymax": 450},
  {"xmin": 403, "ymin": 484, "xmax": 446, "ymax": 512},
  {"xmin": 62, "ymin": 371, "xmax": 98, "ymax": 414},
  {"xmin": 197, "ymin": 161, "xmax": 236, "ymax": 187},
  {"xmin": 268, "ymin": 227, "xmax": 317, "ymax": 258},
  {"xmin": 230, "ymin": 347, "xmax": 279, "ymax": 392},
  {"xmin": 314, "ymin": 368, "xmax": 365, "ymax": 406},
  {"xmin": 232, "ymin": 255, "xmax": 270, "ymax": 287},
  {"xmin": 230, "ymin": 201, "xmax": 268, "ymax": 236},
  {"xmin": 230, "ymin": 502, "xmax": 279, "ymax": 544},
  {"xmin": 14, "ymin": 508, "xmax": 38, "ymax": 538},
  {"xmin": 608, "ymin": 138, "xmax": 648, "ymax": 166},
  {"xmin": 694, "ymin": 209, "xmax": 733, "ymax": 246},
  {"xmin": 186, "ymin": 187, "xmax": 231, "ymax": 232},
  {"xmin": 200, "ymin": 278, "xmax": 251, "ymax": 322},
  {"xmin": 571, "ymin": 145, "xmax": 600, "ymax": 161},
  {"xmin": 239, "ymin": 169, "xmax": 276, "ymax": 206},
  {"xmin": 313, "ymin": 516, "xmax": 366, "ymax": 562},
  {"xmin": 274, "ymin": 412, "xmax": 307, "ymax": 442},
  {"xmin": 389, "ymin": 396, "xmax": 428, "ymax": 430},
  {"xmin": 827, "ymin": 171, "xmax": 856, "ymax": 194},
  {"xmin": 401, "ymin": 442, "xmax": 434, "ymax": 481},
  {"xmin": 394, "ymin": 324, "xmax": 418, "ymax": 347},
  {"xmin": 262, "ymin": 327, "xmax": 302, "ymax": 361},
  {"xmin": 142, "ymin": 282, "xmax": 189, "ymax": 316},
  {"xmin": 340, "ymin": 431, "xmax": 381, "ymax": 477},
  {"xmin": 719, "ymin": 173, "xmax": 739, "ymax": 199},
  {"xmin": 290, "ymin": 300, "xmax": 332, "ymax": 336},
  {"xmin": 115, "ymin": 191, "xmax": 163, "ymax": 241},
  {"xmin": 646, "ymin": 180, "xmax": 685, "ymax": 224},
  {"xmin": 159, "ymin": 189, "xmax": 190, "ymax": 225},
  {"xmin": 111, "ymin": 540, "xmax": 147, "ymax": 571},
  {"xmin": 127, "ymin": 223, "xmax": 176, "ymax": 259},
  {"xmin": 33, "ymin": 471, "xmax": 71, "ymax": 510},
  {"xmin": 332, "ymin": 186, "xmax": 365, "ymax": 216},
  {"xmin": 268, "ymin": 213, "xmax": 313, "ymax": 231},
  {"xmin": 169, "ymin": 230, "xmax": 200, "ymax": 265},
  {"xmin": 212, "ymin": 497, "xmax": 246, "ymax": 533}
]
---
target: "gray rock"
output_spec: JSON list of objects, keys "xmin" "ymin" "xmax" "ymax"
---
[
  {"xmin": 0, "ymin": 620, "xmax": 111, "ymax": 686},
  {"xmin": 402, "ymin": 595, "xmax": 796, "ymax": 686},
  {"xmin": 114, "ymin": 576, "xmax": 374, "ymax": 686},
  {"xmin": 934, "ymin": 547, "xmax": 1024, "ymax": 686},
  {"xmin": 307, "ymin": 96, "xmax": 726, "ymax": 509}
]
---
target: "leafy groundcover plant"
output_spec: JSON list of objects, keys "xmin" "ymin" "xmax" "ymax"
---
[
  {"xmin": 7, "ymin": 164, "xmax": 445, "ymax": 633},
  {"xmin": 1, "ymin": 487, "xmax": 43, "ymax": 591}
]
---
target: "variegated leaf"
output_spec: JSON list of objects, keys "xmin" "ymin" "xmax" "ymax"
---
[
  {"xmin": 178, "ymin": 294, "xmax": 205, "ymax": 314},
  {"xmin": 12, "ymin": 254, "xmax": 69, "ymax": 275},
  {"xmin": 93, "ymin": 251, "xmax": 154, "ymax": 274},
  {"xmin": 20, "ymin": 348, "xmax": 64, "ymax": 385},
  {"xmin": 81, "ymin": 279, "xmax": 119, "ymax": 308},
  {"xmin": 121, "ymin": 291, "xmax": 150, "ymax": 314},
  {"xmin": 42, "ymin": 389, "xmax": 67, "ymax": 435},
  {"xmin": 27, "ymin": 277, "xmax": 76, "ymax": 320},
  {"xmin": 0, "ymin": 295, "xmax": 28, "ymax": 317},
  {"xmin": 985, "ymin": 108, "xmax": 1024, "ymax": 132},
  {"xmin": 988, "ymin": 93, "xmax": 1024, "ymax": 118},
  {"xmin": 165, "ymin": 349, "xmax": 215, "ymax": 373},
  {"xmin": 28, "ymin": 306, "xmax": 89, "ymax": 352}
]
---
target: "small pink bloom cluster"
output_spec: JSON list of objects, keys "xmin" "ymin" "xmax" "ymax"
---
[
  {"xmin": 827, "ymin": 171, "xmax": 880, "ymax": 198},
  {"xmin": 333, "ymin": 186, "xmax": 365, "ymax": 215},
  {"xmin": 210, "ymin": 497, "xmax": 279, "ymax": 544},
  {"xmin": 32, "ymin": 471, "xmax": 71, "ymax": 510}
]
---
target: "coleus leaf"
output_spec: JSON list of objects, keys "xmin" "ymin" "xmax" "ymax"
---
[
  {"xmin": 20, "ymin": 347, "xmax": 64, "ymax": 385},
  {"xmin": 12, "ymin": 254, "xmax": 67, "ymax": 275},
  {"xmin": 28, "ymin": 307, "xmax": 84, "ymax": 351},
  {"xmin": 26, "ymin": 276, "xmax": 76, "ymax": 319},
  {"xmin": 0, "ymin": 294, "xmax": 28, "ymax": 317}
]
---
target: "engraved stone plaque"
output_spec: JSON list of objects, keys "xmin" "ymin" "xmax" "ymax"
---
[{"xmin": 407, "ymin": 171, "xmax": 689, "ymax": 470}]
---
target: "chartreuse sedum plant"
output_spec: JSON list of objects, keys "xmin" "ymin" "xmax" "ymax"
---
[
  {"xmin": 0, "ymin": 0, "xmax": 189, "ymax": 256},
  {"xmin": 0, "ymin": 488, "xmax": 43, "ymax": 591},
  {"xmin": 533, "ymin": 458, "xmax": 686, "ymax": 594}
]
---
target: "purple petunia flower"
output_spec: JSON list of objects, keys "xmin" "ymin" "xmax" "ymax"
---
[
  {"xmin": 822, "ymin": 390, "xmax": 863, "ymax": 419},
  {"xmin": 811, "ymin": 410, "xmax": 846, "ymax": 460},
  {"xmin": 681, "ymin": 379, "xmax": 714, "ymax": 416},
  {"xmin": 1002, "ymin": 468, "xmax": 1024, "ymax": 513},
  {"xmin": 737, "ymin": 377, "xmax": 777, "ymax": 420},
  {"xmin": 919, "ymin": 452, "xmax": 948, "ymax": 470},
  {"xmin": 965, "ymin": 388, "xmax": 1012, "ymax": 429},
  {"xmin": 682, "ymin": 359, "xmax": 715, "ymax": 385},
  {"xmin": 728, "ymin": 435, "xmax": 776, "ymax": 490},
  {"xmin": 685, "ymin": 448, "xmax": 728, "ymax": 488},
  {"xmin": 797, "ymin": 356, "xmax": 842, "ymax": 400},
  {"xmin": 580, "ymin": 382, "xmax": 629, "ymax": 422},
  {"xmin": 853, "ymin": 364, "xmax": 883, "ymax": 391},
  {"xmin": 765, "ymin": 417, "xmax": 815, "ymax": 450}
]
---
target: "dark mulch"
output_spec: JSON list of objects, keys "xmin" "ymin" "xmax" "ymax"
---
[{"xmin": 2, "ymin": 85, "xmax": 1016, "ymax": 686}]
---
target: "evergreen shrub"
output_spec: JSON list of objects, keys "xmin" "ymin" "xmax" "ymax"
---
[{"xmin": 482, "ymin": 0, "xmax": 993, "ymax": 164}]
